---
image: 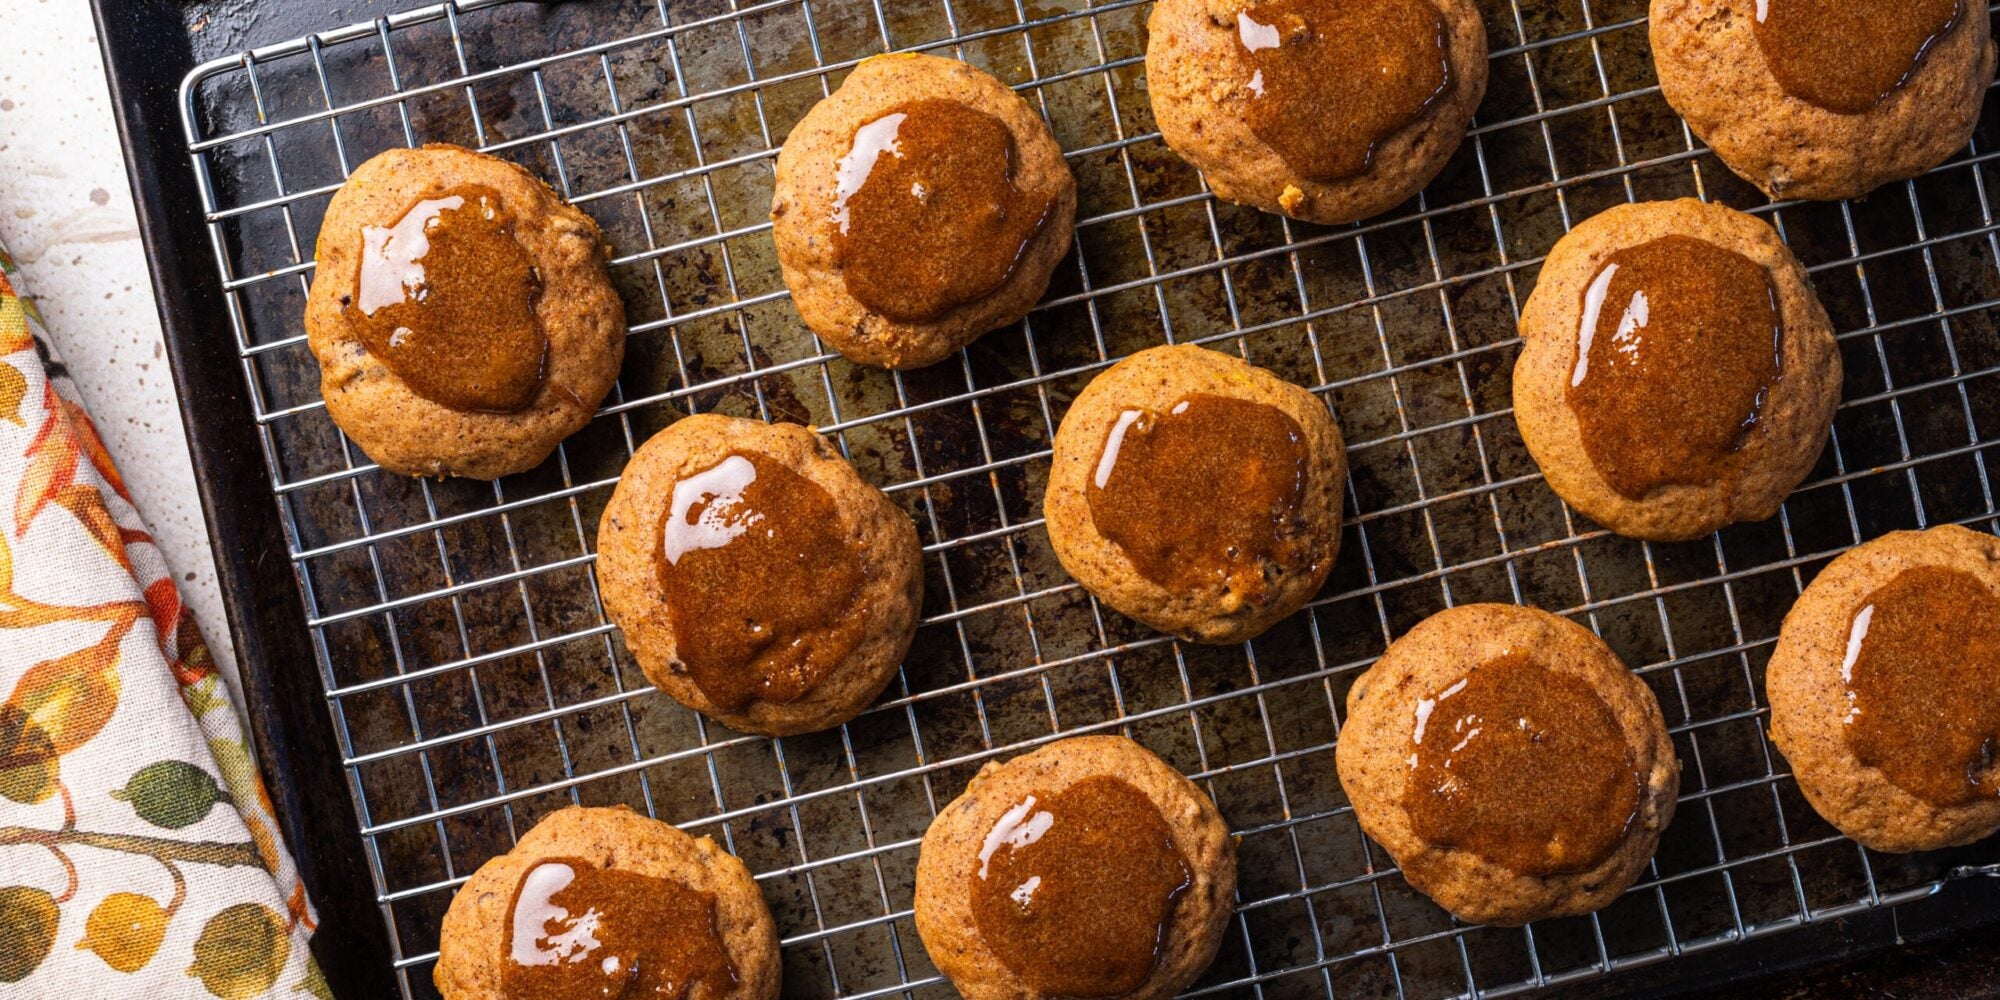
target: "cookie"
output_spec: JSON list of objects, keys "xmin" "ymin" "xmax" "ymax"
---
[
  {"xmin": 913, "ymin": 735, "xmax": 1236, "ymax": 1000},
  {"xmin": 434, "ymin": 805, "xmax": 780, "ymax": 1000},
  {"xmin": 1335, "ymin": 604, "xmax": 1681, "ymax": 926},
  {"xmin": 304, "ymin": 143, "xmax": 626, "ymax": 479},
  {"xmin": 1043, "ymin": 345, "xmax": 1345, "ymax": 644},
  {"xmin": 1145, "ymin": 0, "xmax": 1488, "ymax": 225},
  {"xmin": 1514, "ymin": 199, "xmax": 1840, "ymax": 542},
  {"xmin": 595, "ymin": 415, "xmax": 923, "ymax": 736},
  {"xmin": 1651, "ymin": 0, "xmax": 1996, "ymax": 200},
  {"xmin": 770, "ymin": 53, "xmax": 1078, "ymax": 370},
  {"xmin": 1766, "ymin": 524, "xmax": 2000, "ymax": 852}
]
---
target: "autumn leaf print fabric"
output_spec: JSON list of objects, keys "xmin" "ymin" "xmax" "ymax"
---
[{"xmin": 0, "ymin": 243, "xmax": 326, "ymax": 998}]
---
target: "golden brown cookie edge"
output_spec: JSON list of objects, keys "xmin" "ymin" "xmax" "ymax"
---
[
  {"xmin": 1766, "ymin": 524, "xmax": 2000, "ymax": 852},
  {"xmin": 433, "ymin": 804, "xmax": 781, "ymax": 1000},
  {"xmin": 594, "ymin": 413, "xmax": 924, "ymax": 736},
  {"xmin": 1513, "ymin": 198, "xmax": 1840, "ymax": 542},
  {"xmin": 1333, "ymin": 603, "xmax": 1681, "ymax": 925},
  {"xmin": 912, "ymin": 734, "xmax": 1238, "ymax": 1000},
  {"xmin": 1043, "ymin": 343, "xmax": 1347, "ymax": 644},
  {"xmin": 303, "ymin": 143, "xmax": 627, "ymax": 479}
]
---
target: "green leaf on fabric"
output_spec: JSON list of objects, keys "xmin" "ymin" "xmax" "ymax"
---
[
  {"xmin": 180, "ymin": 674, "xmax": 220, "ymax": 722},
  {"xmin": 187, "ymin": 902, "xmax": 289, "ymax": 999},
  {"xmin": 0, "ymin": 703, "xmax": 58, "ymax": 805},
  {"xmin": 111, "ymin": 759, "xmax": 230, "ymax": 829},
  {"xmin": 206, "ymin": 736, "xmax": 261, "ymax": 810},
  {"xmin": 0, "ymin": 886, "xmax": 58, "ymax": 982}
]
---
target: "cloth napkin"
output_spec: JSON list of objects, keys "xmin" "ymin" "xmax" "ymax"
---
[{"xmin": 0, "ymin": 241, "xmax": 326, "ymax": 998}]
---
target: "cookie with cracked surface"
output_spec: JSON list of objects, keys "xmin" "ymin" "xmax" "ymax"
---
[
  {"xmin": 1767, "ymin": 524, "xmax": 2000, "ymax": 852},
  {"xmin": 434, "ymin": 805, "xmax": 779, "ymax": 1000},
  {"xmin": 304, "ymin": 143, "xmax": 626, "ymax": 479},
  {"xmin": 913, "ymin": 735, "xmax": 1237, "ymax": 1000},
  {"xmin": 1651, "ymin": 0, "xmax": 1996, "ymax": 200},
  {"xmin": 1043, "ymin": 343, "xmax": 1346, "ymax": 644},
  {"xmin": 1335, "ymin": 604, "xmax": 1681, "ymax": 926},
  {"xmin": 770, "ymin": 53, "xmax": 1078, "ymax": 370},
  {"xmin": 595, "ymin": 414, "xmax": 923, "ymax": 736},
  {"xmin": 1144, "ymin": 0, "xmax": 1488, "ymax": 225},
  {"xmin": 1514, "ymin": 199, "xmax": 1840, "ymax": 542}
]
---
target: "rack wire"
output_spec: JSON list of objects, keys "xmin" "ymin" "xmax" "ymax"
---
[{"xmin": 177, "ymin": 0, "xmax": 2000, "ymax": 996}]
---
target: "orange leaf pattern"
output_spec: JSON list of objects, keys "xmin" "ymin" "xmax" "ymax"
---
[
  {"xmin": 0, "ymin": 241, "xmax": 321, "ymax": 993},
  {"xmin": 4, "ymin": 611, "xmax": 132, "ymax": 756}
]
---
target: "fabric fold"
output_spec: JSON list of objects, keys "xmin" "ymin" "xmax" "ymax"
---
[{"xmin": 0, "ymin": 241, "xmax": 324, "ymax": 998}]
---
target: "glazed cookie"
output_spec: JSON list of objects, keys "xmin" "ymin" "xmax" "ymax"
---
[
  {"xmin": 1515, "ymin": 199, "xmax": 1840, "ymax": 542},
  {"xmin": 434, "ymin": 805, "xmax": 780, "ymax": 1000},
  {"xmin": 1651, "ymin": 0, "xmax": 1996, "ymax": 200},
  {"xmin": 1043, "ymin": 344, "xmax": 1346, "ymax": 644},
  {"xmin": 304, "ymin": 143, "xmax": 626, "ymax": 479},
  {"xmin": 1146, "ymin": 0, "xmax": 1488, "ymax": 225},
  {"xmin": 1335, "ymin": 605, "xmax": 1681, "ymax": 926},
  {"xmin": 595, "ymin": 415, "xmax": 923, "ymax": 736},
  {"xmin": 770, "ymin": 53, "xmax": 1078, "ymax": 369},
  {"xmin": 914, "ymin": 736, "xmax": 1237, "ymax": 1000},
  {"xmin": 1766, "ymin": 525, "xmax": 2000, "ymax": 852}
]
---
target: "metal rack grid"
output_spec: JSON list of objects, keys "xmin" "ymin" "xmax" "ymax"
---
[{"xmin": 176, "ymin": 0, "xmax": 2000, "ymax": 996}]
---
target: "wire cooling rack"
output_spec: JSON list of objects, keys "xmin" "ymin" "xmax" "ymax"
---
[{"xmin": 176, "ymin": 0, "xmax": 2000, "ymax": 996}]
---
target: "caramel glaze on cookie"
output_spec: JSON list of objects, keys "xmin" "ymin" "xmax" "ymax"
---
[
  {"xmin": 656, "ymin": 451, "xmax": 869, "ymax": 713},
  {"xmin": 1336, "ymin": 605, "xmax": 1681, "ymax": 926},
  {"xmin": 1145, "ymin": 0, "xmax": 1488, "ymax": 225},
  {"xmin": 1567, "ymin": 234, "xmax": 1781, "ymax": 502},
  {"xmin": 830, "ymin": 99, "xmax": 1058, "ymax": 324},
  {"xmin": 1403, "ymin": 651, "xmax": 1645, "ymax": 877},
  {"xmin": 304, "ymin": 144, "xmax": 626, "ymax": 480},
  {"xmin": 434, "ymin": 805, "xmax": 780, "ymax": 1000},
  {"xmin": 1649, "ymin": 0, "xmax": 1996, "ymax": 199},
  {"xmin": 1840, "ymin": 565, "xmax": 2000, "ymax": 807},
  {"xmin": 1043, "ymin": 344, "xmax": 1347, "ymax": 645},
  {"xmin": 1752, "ymin": 0, "xmax": 1963, "ymax": 114},
  {"xmin": 771, "ymin": 53, "xmax": 1077, "ymax": 370},
  {"xmin": 914, "ymin": 736, "xmax": 1238, "ymax": 1000},
  {"xmin": 1514, "ymin": 200, "xmax": 1840, "ymax": 542},
  {"xmin": 501, "ymin": 857, "xmax": 735, "ymax": 998},
  {"xmin": 968, "ymin": 775, "xmax": 1194, "ymax": 997},
  {"xmin": 1767, "ymin": 525, "xmax": 2000, "ymax": 851},
  {"xmin": 1233, "ymin": 0, "xmax": 1454, "ymax": 183},
  {"xmin": 595, "ymin": 415, "xmax": 924, "ymax": 736},
  {"xmin": 346, "ymin": 184, "xmax": 546, "ymax": 413},
  {"xmin": 1086, "ymin": 393, "xmax": 1311, "ymax": 601}
]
